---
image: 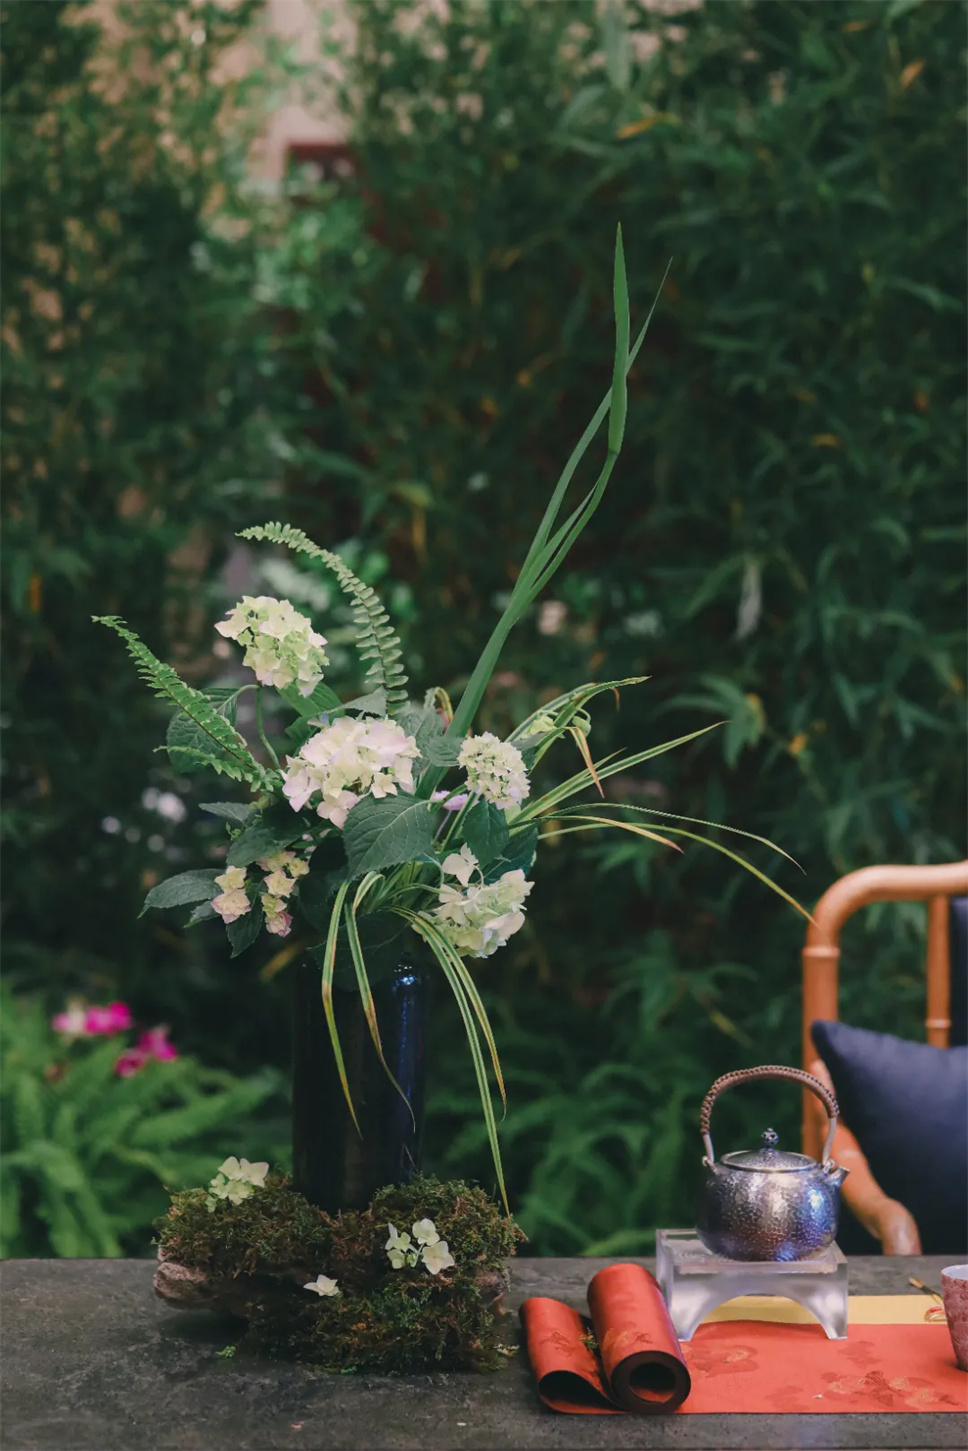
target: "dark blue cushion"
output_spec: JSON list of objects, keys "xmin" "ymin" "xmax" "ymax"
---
[
  {"xmin": 811, "ymin": 1019, "xmax": 967, "ymax": 1255},
  {"xmin": 950, "ymin": 896, "xmax": 967, "ymax": 1047}
]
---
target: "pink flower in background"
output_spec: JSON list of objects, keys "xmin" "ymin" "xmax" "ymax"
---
[
  {"xmin": 115, "ymin": 1047, "xmax": 148, "ymax": 1078},
  {"xmin": 138, "ymin": 1026, "xmax": 178, "ymax": 1062},
  {"xmin": 52, "ymin": 1000, "xmax": 132, "ymax": 1037},
  {"xmin": 84, "ymin": 1002, "xmax": 133, "ymax": 1035},
  {"xmin": 114, "ymin": 1025, "xmax": 178, "ymax": 1077}
]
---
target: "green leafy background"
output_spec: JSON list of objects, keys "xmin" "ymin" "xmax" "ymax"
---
[{"xmin": 2, "ymin": 0, "xmax": 963, "ymax": 1256}]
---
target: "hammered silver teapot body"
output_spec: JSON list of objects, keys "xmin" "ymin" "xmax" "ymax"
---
[{"xmin": 696, "ymin": 1065, "xmax": 848, "ymax": 1262}]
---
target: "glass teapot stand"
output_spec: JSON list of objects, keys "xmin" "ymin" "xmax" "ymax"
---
[{"xmin": 655, "ymin": 1228, "xmax": 848, "ymax": 1342}]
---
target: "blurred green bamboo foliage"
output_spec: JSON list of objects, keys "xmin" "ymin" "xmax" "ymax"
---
[
  {"xmin": 2, "ymin": 0, "xmax": 964, "ymax": 1256},
  {"xmin": 1, "ymin": 0, "xmax": 295, "ymax": 1063}
]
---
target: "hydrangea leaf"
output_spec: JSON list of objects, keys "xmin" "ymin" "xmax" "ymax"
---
[
  {"xmin": 199, "ymin": 802, "xmax": 256, "ymax": 827},
  {"xmin": 227, "ymin": 898, "xmax": 265, "ymax": 958},
  {"xmin": 140, "ymin": 869, "xmax": 221, "ymax": 917},
  {"xmin": 461, "ymin": 799, "xmax": 510, "ymax": 867},
  {"xmin": 227, "ymin": 822, "xmax": 303, "ymax": 869},
  {"xmin": 343, "ymin": 796, "xmax": 436, "ymax": 877}
]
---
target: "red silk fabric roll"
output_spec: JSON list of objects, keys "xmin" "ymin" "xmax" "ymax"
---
[{"xmin": 521, "ymin": 1263, "xmax": 691, "ymax": 1414}]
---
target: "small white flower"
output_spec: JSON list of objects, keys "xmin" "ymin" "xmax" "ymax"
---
[
  {"xmin": 422, "ymin": 1240, "xmax": 456, "ymax": 1276},
  {"xmin": 385, "ymin": 1222, "xmax": 419, "ymax": 1270},
  {"xmin": 458, "ymin": 733, "xmax": 530, "ymax": 810},
  {"xmin": 211, "ymin": 888, "xmax": 251, "ymax": 923},
  {"xmin": 304, "ymin": 1274, "xmax": 340, "ymax": 1297},
  {"xmin": 208, "ymin": 1174, "xmax": 253, "ymax": 1206},
  {"xmin": 262, "ymin": 870, "xmax": 293, "ymax": 899},
  {"xmin": 411, "ymin": 1218, "xmax": 440, "ymax": 1246},
  {"xmin": 215, "ymin": 866, "xmax": 247, "ymax": 892},
  {"xmin": 441, "ymin": 845, "xmax": 478, "ymax": 887},
  {"xmin": 216, "ymin": 1156, "xmax": 269, "ymax": 1187}
]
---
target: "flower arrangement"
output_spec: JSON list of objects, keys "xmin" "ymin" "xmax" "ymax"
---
[{"xmin": 96, "ymin": 234, "xmax": 801, "ymax": 1205}]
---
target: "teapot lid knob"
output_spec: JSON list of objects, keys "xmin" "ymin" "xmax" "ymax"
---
[{"xmin": 762, "ymin": 1128, "xmax": 779, "ymax": 1148}]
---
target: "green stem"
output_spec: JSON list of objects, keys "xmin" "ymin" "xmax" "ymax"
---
[{"xmin": 255, "ymin": 686, "xmax": 281, "ymax": 771}]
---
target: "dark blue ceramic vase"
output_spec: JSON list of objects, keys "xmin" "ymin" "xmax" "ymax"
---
[{"xmin": 291, "ymin": 939, "xmax": 431, "ymax": 1212}]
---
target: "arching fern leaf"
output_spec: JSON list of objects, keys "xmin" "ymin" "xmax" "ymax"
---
[
  {"xmin": 93, "ymin": 617, "xmax": 267, "ymax": 789},
  {"xmin": 239, "ymin": 523, "xmax": 409, "ymax": 715}
]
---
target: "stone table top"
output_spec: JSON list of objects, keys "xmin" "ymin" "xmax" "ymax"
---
[{"xmin": 2, "ymin": 1255, "xmax": 964, "ymax": 1450}]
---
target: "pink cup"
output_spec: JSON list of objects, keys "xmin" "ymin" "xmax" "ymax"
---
[{"xmin": 941, "ymin": 1265, "xmax": 968, "ymax": 1371}]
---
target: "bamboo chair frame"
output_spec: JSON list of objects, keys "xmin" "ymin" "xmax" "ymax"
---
[{"xmin": 801, "ymin": 861, "xmax": 968, "ymax": 1255}]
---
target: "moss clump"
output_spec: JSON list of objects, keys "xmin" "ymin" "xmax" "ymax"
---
[{"xmin": 155, "ymin": 1175, "xmax": 523, "ymax": 1374}]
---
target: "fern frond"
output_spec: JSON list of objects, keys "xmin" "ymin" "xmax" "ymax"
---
[
  {"xmin": 93, "ymin": 617, "xmax": 266, "ymax": 788},
  {"xmin": 239, "ymin": 524, "xmax": 410, "ymax": 714}
]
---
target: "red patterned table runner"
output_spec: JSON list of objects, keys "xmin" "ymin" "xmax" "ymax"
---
[{"xmin": 521, "ymin": 1263, "xmax": 967, "ymax": 1415}]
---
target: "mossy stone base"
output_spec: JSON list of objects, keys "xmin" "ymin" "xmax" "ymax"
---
[{"xmin": 154, "ymin": 1176, "xmax": 522, "ymax": 1374}]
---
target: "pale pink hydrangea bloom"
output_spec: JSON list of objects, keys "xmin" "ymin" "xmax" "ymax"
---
[{"xmin": 282, "ymin": 717, "xmax": 419, "ymax": 829}]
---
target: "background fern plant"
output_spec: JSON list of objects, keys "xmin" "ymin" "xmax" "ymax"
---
[{"xmin": 1, "ymin": 988, "xmax": 284, "ymax": 1258}]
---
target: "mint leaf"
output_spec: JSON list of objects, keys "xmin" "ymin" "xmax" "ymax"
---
[
  {"xmin": 141, "ymin": 869, "xmax": 220, "ymax": 917},
  {"xmin": 343, "ymin": 795, "xmax": 436, "ymax": 877},
  {"xmin": 462, "ymin": 799, "xmax": 509, "ymax": 867}
]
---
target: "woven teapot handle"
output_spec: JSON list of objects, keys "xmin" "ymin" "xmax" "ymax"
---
[{"xmin": 700, "ymin": 1064, "xmax": 839, "ymax": 1166}]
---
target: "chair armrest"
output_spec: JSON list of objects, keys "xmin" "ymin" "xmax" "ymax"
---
[{"xmin": 807, "ymin": 1058, "xmax": 922, "ymax": 1255}]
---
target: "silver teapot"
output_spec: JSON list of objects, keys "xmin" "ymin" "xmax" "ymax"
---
[{"xmin": 696, "ymin": 1065, "xmax": 848, "ymax": 1262}]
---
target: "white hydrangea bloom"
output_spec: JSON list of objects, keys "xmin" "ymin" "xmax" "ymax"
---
[
  {"xmin": 433, "ymin": 869, "xmax": 533, "ymax": 959},
  {"xmin": 215, "ymin": 866, "xmax": 247, "ymax": 892},
  {"xmin": 304, "ymin": 1274, "xmax": 340, "ymax": 1297},
  {"xmin": 206, "ymin": 1155, "xmax": 268, "ymax": 1208},
  {"xmin": 262, "ymin": 870, "xmax": 293, "ymax": 900},
  {"xmin": 262, "ymin": 895, "xmax": 293, "ymax": 937},
  {"xmin": 282, "ymin": 717, "xmax": 419, "ymax": 829},
  {"xmin": 458, "ymin": 733, "xmax": 530, "ymax": 809},
  {"xmin": 441, "ymin": 845, "xmax": 478, "ymax": 887},
  {"xmin": 385, "ymin": 1223, "xmax": 420, "ymax": 1270},
  {"xmin": 422, "ymin": 1240, "xmax": 456, "ymax": 1276},
  {"xmin": 211, "ymin": 887, "xmax": 251, "ymax": 923},
  {"xmin": 411, "ymin": 1218, "xmax": 440, "ymax": 1246},
  {"xmin": 215, "ymin": 595, "xmax": 329, "ymax": 697},
  {"xmin": 219, "ymin": 1156, "xmax": 269, "ymax": 1187}
]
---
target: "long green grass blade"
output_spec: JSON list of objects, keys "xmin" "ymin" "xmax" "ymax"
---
[
  {"xmin": 508, "ymin": 676, "xmax": 647, "ymax": 744},
  {"xmin": 345, "ymin": 875, "xmax": 415, "ymax": 1124},
  {"xmin": 320, "ymin": 880, "xmax": 360, "ymax": 1136},
  {"xmin": 397, "ymin": 909, "xmax": 509, "ymax": 1211},
  {"xmin": 515, "ymin": 724, "xmax": 722, "ymax": 824},
  {"xmin": 638, "ymin": 825, "xmax": 814, "ymax": 921},
  {"xmin": 538, "ymin": 814, "xmax": 681, "ymax": 851},
  {"xmin": 446, "ymin": 244, "xmax": 670, "ymax": 746},
  {"xmin": 552, "ymin": 801, "xmax": 803, "ymax": 867}
]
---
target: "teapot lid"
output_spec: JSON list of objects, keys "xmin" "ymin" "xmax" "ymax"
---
[{"xmin": 720, "ymin": 1128, "xmax": 815, "ymax": 1172}]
